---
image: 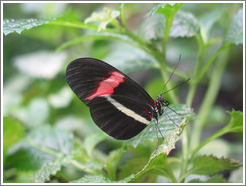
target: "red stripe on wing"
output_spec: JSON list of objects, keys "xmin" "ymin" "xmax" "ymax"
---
[{"xmin": 85, "ymin": 71, "xmax": 125, "ymax": 100}]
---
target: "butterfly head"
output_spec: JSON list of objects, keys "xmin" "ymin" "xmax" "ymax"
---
[
  {"xmin": 157, "ymin": 94, "xmax": 169, "ymax": 107},
  {"xmin": 153, "ymin": 94, "xmax": 169, "ymax": 118}
]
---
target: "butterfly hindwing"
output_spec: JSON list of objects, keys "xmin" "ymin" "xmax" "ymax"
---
[{"xmin": 89, "ymin": 95, "xmax": 152, "ymax": 140}]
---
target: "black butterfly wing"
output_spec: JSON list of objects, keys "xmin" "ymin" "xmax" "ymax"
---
[
  {"xmin": 66, "ymin": 58, "xmax": 156, "ymax": 139},
  {"xmin": 89, "ymin": 95, "xmax": 153, "ymax": 140},
  {"xmin": 66, "ymin": 58, "xmax": 155, "ymax": 106}
]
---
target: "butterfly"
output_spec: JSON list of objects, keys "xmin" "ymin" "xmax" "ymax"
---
[{"xmin": 66, "ymin": 57, "xmax": 188, "ymax": 141}]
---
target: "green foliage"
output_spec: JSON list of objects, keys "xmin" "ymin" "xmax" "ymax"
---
[
  {"xmin": 170, "ymin": 10, "xmax": 199, "ymax": 38},
  {"xmin": 125, "ymin": 104, "xmax": 192, "ymax": 148},
  {"xmin": 147, "ymin": 3, "xmax": 183, "ymax": 18},
  {"xmin": 133, "ymin": 123, "xmax": 188, "ymax": 182},
  {"xmin": 3, "ymin": 117, "xmax": 25, "ymax": 152},
  {"xmin": 84, "ymin": 7, "xmax": 120, "ymax": 31},
  {"xmin": 198, "ymin": 7, "xmax": 225, "ymax": 43},
  {"xmin": 3, "ymin": 18, "xmax": 54, "ymax": 35},
  {"xmin": 3, "ymin": 117, "xmax": 25, "ymax": 168},
  {"xmin": 189, "ymin": 175, "xmax": 228, "ymax": 183},
  {"xmin": 72, "ymin": 174, "xmax": 112, "ymax": 183},
  {"xmin": 191, "ymin": 155, "xmax": 241, "ymax": 175},
  {"xmin": 7, "ymin": 125, "xmax": 73, "ymax": 172},
  {"xmin": 191, "ymin": 110, "xmax": 243, "ymax": 157},
  {"xmin": 3, "ymin": 2, "xmax": 243, "ymax": 183},
  {"xmin": 33, "ymin": 155, "xmax": 71, "ymax": 182},
  {"xmin": 226, "ymin": 110, "xmax": 243, "ymax": 133},
  {"xmin": 226, "ymin": 8, "xmax": 243, "ymax": 44}
]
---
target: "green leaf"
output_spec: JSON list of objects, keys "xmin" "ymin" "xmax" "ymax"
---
[
  {"xmin": 226, "ymin": 8, "xmax": 243, "ymax": 44},
  {"xmin": 170, "ymin": 10, "xmax": 199, "ymax": 37},
  {"xmin": 132, "ymin": 121, "xmax": 188, "ymax": 182},
  {"xmin": 94, "ymin": 121, "xmax": 188, "ymax": 183},
  {"xmin": 124, "ymin": 104, "xmax": 193, "ymax": 148},
  {"xmin": 224, "ymin": 110, "xmax": 243, "ymax": 133},
  {"xmin": 56, "ymin": 32, "xmax": 135, "ymax": 52},
  {"xmin": 14, "ymin": 51, "xmax": 67, "ymax": 79},
  {"xmin": 191, "ymin": 155, "xmax": 242, "ymax": 175},
  {"xmin": 49, "ymin": 17, "xmax": 97, "ymax": 30},
  {"xmin": 72, "ymin": 174, "xmax": 111, "ymax": 183},
  {"xmin": 119, "ymin": 126, "xmax": 187, "ymax": 182},
  {"xmin": 138, "ymin": 14, "xmax": 165, "ymax": 41},
  {"xmin": 33, "ymin": 155, "xmax": 71, "ymax": 183},
  {"xmin": 15, "ymin": 98, "xmax": 50, "ymax": 128},
  {"xmin": 136, "ymin": 154, "xmax": 169, "ymax": 179},
  {"xmin": 3, "ymin": 18, "xmax": 54, "ymax": 35},
  {"xmin": 72, "ymin": 174, "xmax": 134, "ymax": 183},
  {"xmin": 118, "ymin": 117, "xmax": 190, "ymax": 183},
  {"xmin": 189, "ymin": 175, "xmax": 228, "ymax": 183},
  {"xmin": 3, "ymin": 117, "xmax": 25, "ymax": 166},
  {"xmin": 104, "ymin": 43, "xmax": 158, "ymax": 74},
  {"xmin": 7, "ymin": 125, "xmax": 73, "ymax": 172},
  {"xmin": 155, "ymin": 3, "xmax": 183, "ymax": 19},
  {"xmin": 106, "ymin": 148, "xmax": 125, "ymax": 180},
  {"xmin": 146, "ymin": 3, "xmax": 178, "ymax": 17},
  {"xmin": 119, "ymin": 157, "xmax": 148, "ymax": 179},
  {"xmin": 191, "ymin": 110, "xmax": 243, "ymax": 157},
  {"xmin": 82, "ymin": 161, "xmax": 105, "ymax": 173},
  {"xmin": 49, "ymin": 16, "xmax": 119, "ymax": 34},
  {"xmin": 3, "ymin": 16, "xmax": 119, "ymax": 36},
  {"xmin": 199, "ymin": 8, "xmax": 225, "ymax": 43},
  {"xmin": 139, "ymin": 10, "xmax": 199, "ymax": 41},
  {"xmin": 84, "ymin": 7, "xmax": 120, "ymax": 31},
  {"xmin": 83, "ymin": 132, "xmax": 107, "ymax": 157},
  {"xmin": 3, "ymin": 116, "xmax": 25, "ymax": 152}
]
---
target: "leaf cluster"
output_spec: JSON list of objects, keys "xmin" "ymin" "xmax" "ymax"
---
[{"xmin": 3, "ymin": 3, "xmax": 243, "ymax": 183}]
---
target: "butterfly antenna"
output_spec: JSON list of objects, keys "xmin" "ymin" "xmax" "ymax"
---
[
  {"xmin": 160, "ymin": 54, "xmax": 182, "ymax": 94},
  {"xmin": 162, "ymin": 78, "xmax": 190, "ymax": 95}
]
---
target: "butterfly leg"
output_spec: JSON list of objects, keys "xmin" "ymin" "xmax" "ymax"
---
[
  {"xmin": 163, "ymin": 106, "xmax": 179, "ymax": 127},
  {"xmin": 153, "ymin": 119, "xmax": 160, "ymax": 155},
  {"xmin": 167, "ymin": 106, "xmax": 185, "ymax": 117},
  {"xmin": 153, "ymin": 118, "xmax": 165, "ymax": 154},
  {"xmin": 155, "ymin": 119, "xmax": 164, "ymax": 140}
]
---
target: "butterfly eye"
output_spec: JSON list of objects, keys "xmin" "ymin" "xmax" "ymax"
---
[
  {"xmin": 163, "ymin": 100, "xmax": 169, "ymax": 106},
  {"xmin": 157, "ymin": 94, "xmax": 164, "ymax": 102}
]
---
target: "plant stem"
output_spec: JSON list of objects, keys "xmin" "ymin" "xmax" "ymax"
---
[
  {"xmin": 162, "ymin": 158, "xmax": 177, "ymax": 183},
  {"xmin": 191, "ymin": 126, "xmax": 230, "ymax": 159},
  {"xmin": 162, "ymin": 16, "xmax": 174, "ymax": 61},
  {"xmin": 71, "ymin": 160, "xmax": 95, "ymax": 174},
  {"xmin": 50, "ymin": 19, "xmax": 121, "ymax": 34},
  {"xmin": 160, "ymin": 12, "xmax": 178, "ymax": 103},
  {"xmin": 121, "ymin": 19, "xmax": 177, "ymax": 103},
  {"xmin": 196, "ymin": 43, "xmax": 230, "ymax": 83},
  {"xmin": 120, "ymin": 3, "xmax": 127, "ymax": 28},
  {"xmin": 180, "ymin": 35, "xmax": 205, "ymax": 182},
  {"xmin": 179, "ymin": 126, "xmax": 189, "ymax": 182},
  {"xmin": 186, "ymin": 35, "xmax": 206, "ymax": 107},
  {"xmin": 190, "ymin": 45, "xmax": 231, "ymax": 151}
]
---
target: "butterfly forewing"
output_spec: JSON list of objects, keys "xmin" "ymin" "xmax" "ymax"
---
[
  {"xmin": 66, "ymin": 58, "xmax": 154, "ymax": 105},
  {"xmin": 66, "ymin": 58, "xmax": 156, "ymax": 139}
]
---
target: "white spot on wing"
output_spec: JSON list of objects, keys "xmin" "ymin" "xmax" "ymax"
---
[{"xmin": 103, "ymin": 95, "xmax": 150, "ymax": 125}]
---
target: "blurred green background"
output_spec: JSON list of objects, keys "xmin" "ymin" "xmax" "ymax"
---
[{"xmin": 3, "ymin": 3, "xmax": 243, "ymax": 183}]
